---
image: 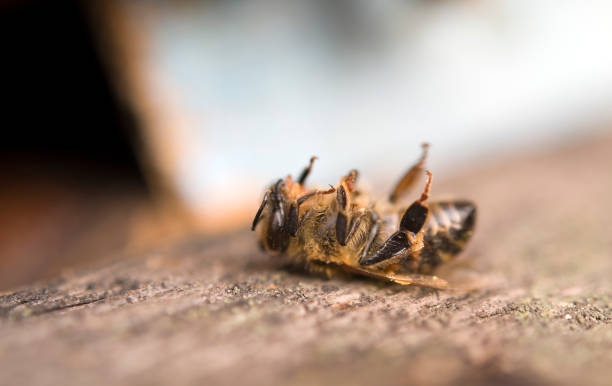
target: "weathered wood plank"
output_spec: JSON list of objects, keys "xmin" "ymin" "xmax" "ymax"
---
[{"xmin": 2, "ymin": 135, "xmax": 612, "ymax": 386}]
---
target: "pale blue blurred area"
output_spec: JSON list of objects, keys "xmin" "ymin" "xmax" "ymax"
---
[{"xmin": 127, "ymin": 0, "xmax": 612, "ymax": 211}]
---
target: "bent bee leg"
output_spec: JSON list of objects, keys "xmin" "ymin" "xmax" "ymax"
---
[
  {"xmin": 287, "ymin": 186, "xmax": 335, "ymax": 236},
  {"xmin": 297, "ymin": 156, "xmax": 317, "ymax": 185},
  {"xmin": 345, "ymin": 209, "xmax": 367, "ymax": 244},
  {"xmin": 358, "ymin": 210, "xmax": 381, "ymax": 260},
  {"xmin": 335, "ymin": 170, "xmax": 358, "ymax": 245},
  {"xmin": 251, "ymin": 190, "xmax": 270, "ymax": 230},
  {"xmin": 389, "ymin": 143, "xmax": 429, "ymax": 204},
  {"xmin": 359, "ymin": 171, "xmax": 433, "ymax": 266}
]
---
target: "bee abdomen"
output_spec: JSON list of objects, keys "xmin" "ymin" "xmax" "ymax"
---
[{"xmin": 416, "ymin": 201, "xmax": 476, "ymax": 273}]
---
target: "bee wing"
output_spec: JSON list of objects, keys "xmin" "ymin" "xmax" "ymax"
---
[
  {"xmin": 341, "ymin": 265, "xmax": 449, "ymax": 289},
  {"xmin": 384, "ymin": 273, "xmax": 449, "ymax": 289}
]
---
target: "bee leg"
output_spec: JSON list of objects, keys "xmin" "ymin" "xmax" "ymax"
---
[
  {"xmin": 290, "ymin": 205, "xmax": 319, "ymax": 237},
  {"xmin": 251, "ymin": 190, "xmax": 270, "ymax": 230},
  {"xmin": 288, "ymin": 186, "xmax": 335, "ymax": 236},
  {"xmin": 336, "ymin": 170, "xmax": 357, "ymax": 246},
  {"xmin": 359, "ymin": 230, "xmax": 413, "ymax": 266},
  {"xmin": 358, "ymin": 211, "xmax": 380, "ymax": 260},
  {"xmin": 335, "ymin": 170, "xmax": 359, "ymax": 245},
  {"xmin": 398, "ymin": 170, "xmax": 432, "ymax": 233},
  {"xmin": 360, "ymin": 172, "xmax": 433, "ymax": 266},
  {"xmin": 345, "ymin": 210, "xmax": 367, "ymax": 243},
  {"xmin": 335, "ymin": 208, "xmax": 369, "ymax": 246},
  {"xmin": 297, "ymin": 156, "xmax": 318, "ymax": 185},
  {"xmin": 389, "ymin": 143, "xmax": 429, "ymax": 203}
]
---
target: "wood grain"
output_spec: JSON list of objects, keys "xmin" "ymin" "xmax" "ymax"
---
[{"xmin": 2, "ymin": 134, "xmax": 612, "ymax": 386}]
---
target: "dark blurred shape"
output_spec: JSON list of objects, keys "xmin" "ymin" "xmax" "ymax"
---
[
  {"xmin": 0, "ymin": 0, "xmax": 149, "ymax": 290},
  {"xmin": 1, "ymin": 0, "xmax": 143, "ymax": 173}
]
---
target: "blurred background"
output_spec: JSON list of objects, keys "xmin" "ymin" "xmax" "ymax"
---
[{"xmin": 2, "ymin": 0, "xmax": 611, "ymax": 290}]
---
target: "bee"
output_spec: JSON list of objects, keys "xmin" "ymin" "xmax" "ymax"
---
[{"xmin": 251, "ymin": 144, "xmax": 476, "ymax": 289}]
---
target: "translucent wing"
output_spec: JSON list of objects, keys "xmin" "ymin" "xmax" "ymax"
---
[{"xmin": 341, "ymin": 264, "xmax": 449, "ymax": 289}]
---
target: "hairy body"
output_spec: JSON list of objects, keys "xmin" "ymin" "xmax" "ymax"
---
[{"xmin": 252, "ymin": 145, "xmax": 476, "ymax": 289}]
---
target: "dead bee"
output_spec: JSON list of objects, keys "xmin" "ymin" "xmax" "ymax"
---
[{"xmin": 251, "ymin": 144, "xmax": 476, "ymax": 289}]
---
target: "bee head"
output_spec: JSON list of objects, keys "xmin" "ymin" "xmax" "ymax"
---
[{"xmin": 251, "ymin": 179, "xmax": 291, "ymax": 253}]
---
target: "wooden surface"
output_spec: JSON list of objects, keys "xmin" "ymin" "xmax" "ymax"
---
[
  {"xmin": 0, "ymin": 161, "xmax": 192, "ymax": 291},
  {"xmin": 2, "ymin": 134, "xmax": 612, "ymax": 386}
]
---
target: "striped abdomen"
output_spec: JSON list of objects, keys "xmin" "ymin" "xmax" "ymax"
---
[{"xmin": 416, "ymin": 201, "xmax": 476, "ymax": 273}]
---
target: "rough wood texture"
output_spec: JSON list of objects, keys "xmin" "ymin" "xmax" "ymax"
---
[{"xmin": 2, "ymin": 135, "xmax": 612, "ymax": 386}]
